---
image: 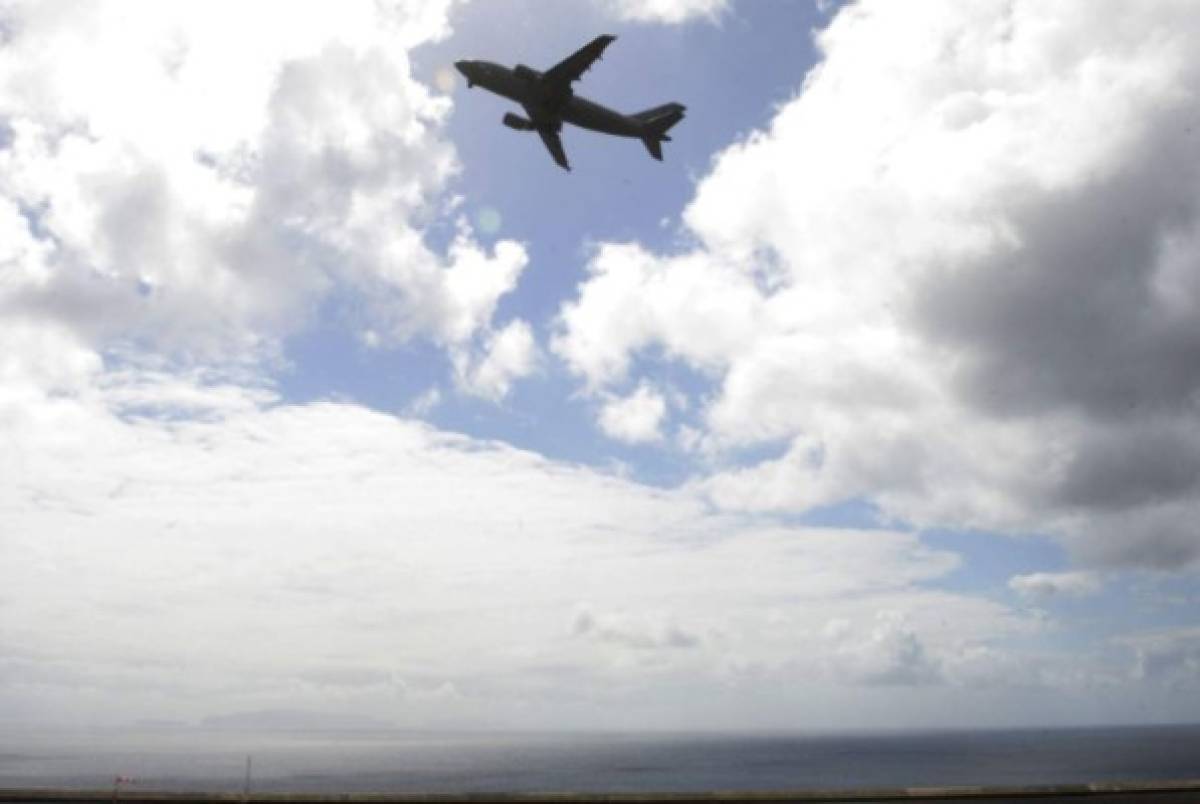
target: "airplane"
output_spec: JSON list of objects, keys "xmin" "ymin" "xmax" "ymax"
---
[{"xmin": 455, "ymin": 35, "xmax": 685, "ymax": 171}]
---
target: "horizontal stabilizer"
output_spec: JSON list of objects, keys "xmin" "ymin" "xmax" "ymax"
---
[{"xmin": 636, "ymin": 102, "xmax": 685, "ymax": 162}]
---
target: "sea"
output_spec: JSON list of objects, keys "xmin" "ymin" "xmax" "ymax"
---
[{"xmin": 1, "ymin": 725, "xmax": 1198, "ymax": 793}]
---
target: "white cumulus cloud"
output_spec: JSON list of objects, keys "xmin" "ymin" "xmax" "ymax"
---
[
  {"xmin": 555, "ymin": 0, "xmax": 1200, "ymax": 569},
  {"xmin": 454, "ymin": 317, "xmax": 539, "ymax": 400},
  {"xmin": 0, "ymin": 0, "xmax": 528, "ymax": 372},
  {"xmin": 822, "ymin": 611, "xmax": 942, "ymax": 686},
  {"xmin": 598, "ymin": 382, "xmax": 668, "ymax": 444}
]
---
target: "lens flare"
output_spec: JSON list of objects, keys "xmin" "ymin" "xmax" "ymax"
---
[
  {"xmin": 434, "ymin": 65, "xmax": 458, "ymax": 94},
  {"xmin": 476, "ymin": 207, "xmax": 502, "ymax": 235}
]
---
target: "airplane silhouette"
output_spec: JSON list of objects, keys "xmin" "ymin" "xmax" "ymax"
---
[{"xmin": 455, "ymin": 35, "xmax": 685, "ymax": 171}]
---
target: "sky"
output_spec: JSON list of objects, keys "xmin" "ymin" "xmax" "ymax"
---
[{"xmin": 1, "ymin": 0, "xmax": 1200, "ymax": 733}]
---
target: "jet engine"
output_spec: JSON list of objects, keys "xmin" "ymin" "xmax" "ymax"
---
[
  {"xmin": 513, "ymin": 64, "xmax": 539, "ymax": 82},
  {"xmin": 502, "ymin": 112, "xmax": 535, "ymax": 132}
]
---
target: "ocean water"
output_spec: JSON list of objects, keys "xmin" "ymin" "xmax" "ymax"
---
[{"xmin": 1, "ymin": 725, "xmax": 1198, "ymax": 793}]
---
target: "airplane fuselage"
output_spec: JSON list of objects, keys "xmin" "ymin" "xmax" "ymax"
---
[
  {"xmin": 454, "ymin": 37, "xmax": 684, "ymax": 170},
  {"xmin": 458, "ymin": 61, "xmax": 643, "ymax": 138}
]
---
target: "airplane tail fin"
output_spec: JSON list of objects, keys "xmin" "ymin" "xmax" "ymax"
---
[{"xmin": 634, "ymin": 102, "xmax": 685, "ymax": 161}]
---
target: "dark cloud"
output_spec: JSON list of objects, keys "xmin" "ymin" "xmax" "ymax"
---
[
  {"xmin": 918, "ymin": 111, "xmax": 1200, "ymax": 423},
  {"xmin": 911, "ymin": 85, "xmax": 1200, "ymax": 567},
  {"xmin": 1052, "ymin": 424, "xmax": 1200, "ymax": 512},
  {"xmin": 1073, "ymin": 505, "xmax": 1200, "ymax": 570}
]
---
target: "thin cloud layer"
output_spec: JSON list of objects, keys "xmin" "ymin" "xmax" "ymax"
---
[
  {"xmin": 601, "ymin": 0, "xmax": 728, "ymax": 25},
  {"xmin": 1009, "ymin": 571, "xmax": 1102, "ymax": 602},
  {"xmin": 2, "ymin": 377, "xmax": 1055, "ymax": 729},
  {"xmin": 555, "ymin": 0, "xmax": 1200, "ymax": 568},
  {"xmin": 1126, "ymin": 627, "xmax": 1200, "ymax": 688}
]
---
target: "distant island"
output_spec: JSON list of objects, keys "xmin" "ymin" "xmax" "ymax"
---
[{"xmin": 200, "ymin": 709, "xmax": 395, "ymax": 731}]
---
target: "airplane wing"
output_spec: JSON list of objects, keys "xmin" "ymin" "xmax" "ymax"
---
[
  {"xmin": 536, "ymin": 126, "xmax": 570, "ymax": 171},
  {"xmin": 542, "ymin": 34, "xmax": 616, "ymax": 97}
]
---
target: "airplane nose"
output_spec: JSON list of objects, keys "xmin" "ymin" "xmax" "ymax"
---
[{"xmin": 455, "ymin": 60, "xmax": 476, "ymax": 87}]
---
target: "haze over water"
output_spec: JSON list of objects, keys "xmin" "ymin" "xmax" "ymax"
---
[{"xmin": 3, "ymin": 726, "xmax": 1199, "ymax": 793}]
